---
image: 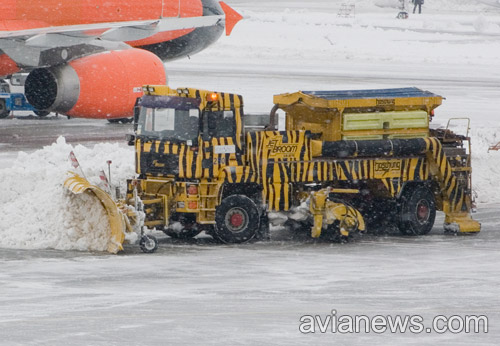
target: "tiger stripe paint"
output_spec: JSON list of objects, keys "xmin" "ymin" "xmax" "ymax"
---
[
  {"xmin": 139, "ymin": 132, "xmax": 470, "ymax": 214},
  {"xmin": 237, "ymin": 131, "xmax": 472, "ymax": 212},
  {"xmin": 136, "ymin": 87, "xmax": 473, "ymax": 232},
  {"xmin": 424, "ymin": 137, "xmax": 466, "ymax": 213}
]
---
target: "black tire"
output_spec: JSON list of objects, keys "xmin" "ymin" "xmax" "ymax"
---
[
  {"xmin": 213, "ymin": 194, "xmax": 260, "ymax": 243},
  {"xmin": 139, "ymin": 235, "xmax": 158, "ymax": 253},
  {"xmin": 0, "ymin": 100, "xmax": 10, "ymax": 119},
  {"xmin": 362, "ymin": 199, "xmax": 398, "ymax": 234},
  {"xmin": 34, "ymin": 110, "xmax": 50, "ymax": 117},
  {"xmin": 397, "ymin": 185, "xmax": 436, "ymax": 235}
]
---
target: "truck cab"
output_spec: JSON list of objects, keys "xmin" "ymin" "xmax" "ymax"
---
[
  {"xmin": 135, "ymin": 85, "xmax": 244, "ymax": 179},
  {"xmin": 130, "ymin": 86, "xmax": 253, "ymax": 241}
]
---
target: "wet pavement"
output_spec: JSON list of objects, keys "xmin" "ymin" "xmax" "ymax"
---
[{"xmin": 0, "ymin": 115, "xmax": 131, "ymax": 152}]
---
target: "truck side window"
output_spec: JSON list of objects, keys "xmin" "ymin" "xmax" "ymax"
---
[
  {"xmin": 207, "ymin": 112, "xmax": 217, "ymax": 139},
  {"xmin": 219, "ymin": 111, "xmax": 235, "ymax": 137},
  {"xmin": 205, "ymin": 110, "xmax": 235, "ymax": 138},
  {"xmin": 144, "ymin": 108, "xmax": 154, "ymax": 132}
]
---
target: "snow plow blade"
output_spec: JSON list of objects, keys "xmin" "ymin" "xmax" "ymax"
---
[{"xmin": 64, "ymin": 172, "xmax": 126, "ymax": 254}]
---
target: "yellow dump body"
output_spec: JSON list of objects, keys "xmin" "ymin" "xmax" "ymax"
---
[{"xmin": 273, "ymin": 88, "xmax": 442, "ymax": 141}]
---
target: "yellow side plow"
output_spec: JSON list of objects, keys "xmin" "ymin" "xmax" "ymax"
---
[{"xmin": 64, "ymin": 172, "xmax": 128, "ymax": 254}]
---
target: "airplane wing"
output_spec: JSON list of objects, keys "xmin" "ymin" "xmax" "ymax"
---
[
  {"xmin": 0, "ymin": 14, "xmax": 224, "ymax": 67},
  {"xmin": 0, "ymin": 15, "xmax": 224, "ymax": 42}
]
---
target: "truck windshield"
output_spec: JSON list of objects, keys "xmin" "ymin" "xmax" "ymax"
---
[{"xmin": 137, "ymin": 107, "xmax": 200, "ymax": 142}]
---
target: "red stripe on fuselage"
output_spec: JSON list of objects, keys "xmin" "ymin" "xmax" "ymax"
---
[
  {"xmin": 0, "ymin": 0, "xmax": 202, "ymax": 38},
  {"xmin": 4, "ymin": 0, "xmax": 163, "ymax": 25}
]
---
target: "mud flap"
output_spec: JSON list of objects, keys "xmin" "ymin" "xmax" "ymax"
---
[{"xmin": 64, "ymin": 172, "xmax": 126, "ymax": 254}]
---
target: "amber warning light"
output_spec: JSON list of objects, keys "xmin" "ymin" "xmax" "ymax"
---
[{"xmin": 207, "ymin": 93, "xmax": 218, "ymax": 102}]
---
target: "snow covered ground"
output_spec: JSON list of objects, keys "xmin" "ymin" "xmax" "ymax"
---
[{"xmin": 1, "ymin": 0, "xmax": 500, "ymax": 344}]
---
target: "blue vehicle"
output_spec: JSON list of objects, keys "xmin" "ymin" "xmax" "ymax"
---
[{"xmin": 0, "ymin": 80, "xmax": 49, "ymax": 118}]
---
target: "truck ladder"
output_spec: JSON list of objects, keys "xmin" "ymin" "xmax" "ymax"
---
[
  {"xmin": 198, "ymin": 181, "xmax": 219, "ymax": 224},
  {"xmin": 425, "ymin": 137, "xmax": 480, "ymax": 233}
]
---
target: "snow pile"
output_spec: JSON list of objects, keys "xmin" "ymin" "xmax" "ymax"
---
[
  {"xmin": 473, "ymin": 13, "xmax": 500, "ymax": 32},
  {"xmin": 0, "ymin": 137, "xmax": 135, "ymax": 251},
  {"xmin": 61, "ymin": 191, "xmax": 112, "ymax": 251},
  {"xmin": 469, "ymin": 126, "xmax": 500, "ymax": 204},
  {"xmin": 433, "ymin": 121, "xmax": 500, "ymax": 204}
]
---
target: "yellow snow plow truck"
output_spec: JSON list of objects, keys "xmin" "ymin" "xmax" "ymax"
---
[{"xmin": 65, "ymin": 86, "xmax": 480, "ymax": 253}]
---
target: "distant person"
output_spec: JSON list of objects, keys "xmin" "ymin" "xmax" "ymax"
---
[{"xmin": 413, "ymin": 0, "xmax": 423, "ymax": 14}]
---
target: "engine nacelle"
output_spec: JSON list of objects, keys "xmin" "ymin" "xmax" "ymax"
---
[{"xmin": 25, "ymin": 49, "xmax": 167, "ymax": 119}]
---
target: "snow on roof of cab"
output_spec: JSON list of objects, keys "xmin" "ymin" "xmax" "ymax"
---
[{"xmin": 301, "ymin": 88, "xmax": 440, "ymax": 100}]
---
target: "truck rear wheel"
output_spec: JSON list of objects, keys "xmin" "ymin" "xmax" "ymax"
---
[
  {"xmin": 397, "ymin": 185, "xmax": 436, "ymax": 235},
  {"xmin": 213, "ymin": 194, "xmax": 260, "ymax": 243}
]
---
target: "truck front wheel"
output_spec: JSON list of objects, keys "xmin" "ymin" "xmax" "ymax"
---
[
  {"xmin": 214, "ymin": 194, "xmax": 260, "ymax": 243},
  {"xmin": 397, "ymin": 185, "xmax": 436, "ymax": 235}
]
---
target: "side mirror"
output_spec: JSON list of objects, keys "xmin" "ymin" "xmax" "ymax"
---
[
  {"xmin": 133, "ymin": 98, "xmax": 141, "ymax": 132},
  {"xmin": 126, "ymin": 134, "xmax": 135, "ymax": 146}
]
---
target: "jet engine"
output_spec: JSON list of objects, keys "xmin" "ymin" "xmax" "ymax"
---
[{"xmin": 25, "ymin": 48, "xmax": 167, "ymax": 119}]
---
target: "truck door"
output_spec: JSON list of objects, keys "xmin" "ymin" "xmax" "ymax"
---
[{"xmin": 202, "ymin": 109, "xmax": 240, "ymax": 177}]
